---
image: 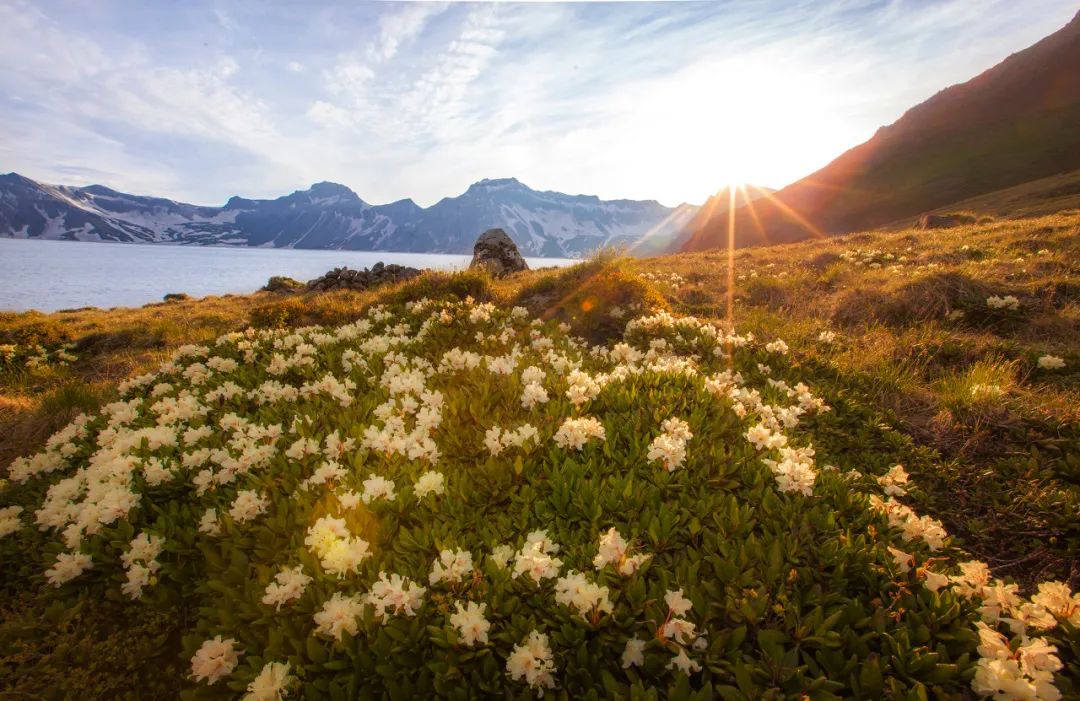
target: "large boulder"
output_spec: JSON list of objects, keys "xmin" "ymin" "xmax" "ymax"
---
[{"xmin": 469, "ymin": 228, "xmax": 528, "ymax": 277}]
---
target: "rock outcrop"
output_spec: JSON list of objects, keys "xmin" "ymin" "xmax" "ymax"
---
[
  {"xmin": 306, "ymin": 262, "xmax": 422, "ymax": 292},
  {"xmin": 469, "ymin": 228, "xmax": 528, "ymax": 277}
]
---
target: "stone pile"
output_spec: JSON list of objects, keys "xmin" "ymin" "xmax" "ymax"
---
[{"xmin": 305, "ymin": 262, "xmax": 422, "ymax": 292}]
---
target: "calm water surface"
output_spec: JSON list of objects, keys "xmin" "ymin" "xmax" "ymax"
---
[{"xmin": 0, "ymin": 239, "xmax": 576, "ymax": 312}]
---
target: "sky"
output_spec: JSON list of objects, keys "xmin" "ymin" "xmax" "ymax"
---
[{"xmin": 0, "ymin": 1, "xmax": 1075, "ymax": 209}]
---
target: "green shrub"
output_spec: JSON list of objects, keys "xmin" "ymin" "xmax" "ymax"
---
[
  {"xmin": 514, "ymin": 258, "xmax": 668, "ymax": 343},
  {"xmin": 262, "ymin": 277, "xmax": 305, "ymax": 293},
  {"xmin": 249, "ymin": 297, "xmax": 311, "ymax": 329}
]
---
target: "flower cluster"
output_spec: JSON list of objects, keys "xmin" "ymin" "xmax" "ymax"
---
[
  {"xmin": 512, "ymin": 530, "xmax": 564, "ymax": 583},
  {"xmin": 647, "ymin": 417, "xmax": 693, "ymax": 471},
  {"xmin": 484, "ymin": 424, "xmax": 540, "ymax": 457},
  {"xmin": 429, "ymin": 548, "xmax": 474, "ymax": 586},
  {"xmin": 506, "ymin": 630, "xmax": 557, "ymax": 694},
  {"xmin": 592, "ymin": 527, "xmax": 650, "ymax": 575},
  {"xmin": 552, "ymin": 416, "xmax": 606, "ymax": 451},
  {"xmin": 190, "ymin": 636, "xmax": 241, "ymax": 685},
  {"xmin": 1037, "ymin": 355, "xmax": 1065, "ymax": 370},
  {"xmin": 986, "ymin": 295, "xmax": 1020, "ymax": 311},
  {"xmin": 305, "ymin": 516, "xmax": 371, "ymax": 577},
  {"xmin": 449, "ymin": 601, "xmax": 490, "ymax": 646},
  {"xmin": 553, "ymin": 571, "xmax": 613, "ymax": 621},
  {"xmin": 120, "ymin": 532, "xmax": 164, "ymax": 599},
  {"xmin": 262, "ymin": 565, "xmax": 312, "ymax": 610}
]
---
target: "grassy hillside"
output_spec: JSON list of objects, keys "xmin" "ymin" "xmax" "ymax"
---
[
  {"xmin": 0, "ymin": 212, "xmax": 1078, "ymax": 699},
  {"xmin": 894, "ymin": 170, "xmax": 1080, "ymax": 224}
]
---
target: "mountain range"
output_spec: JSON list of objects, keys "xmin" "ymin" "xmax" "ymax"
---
[
  {"xmin": 680, "ymin": 9, "xmax": 1080, "ymax": 252},
  {"xmin": 0, "ymin": 174, "xmax": 699, "ymax": 258}
]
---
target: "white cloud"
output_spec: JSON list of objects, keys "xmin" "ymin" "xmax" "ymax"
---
[
  {"xmin": 287, "ymin": 60, "xmax": 304, "ymax": 73},
  {"xmin": 306, "ymin": 100, "xmax": 353, "ymax": 129},
  {"xmin": 369, "ymin": 2, "xmax": 449, "ymax": 62}
]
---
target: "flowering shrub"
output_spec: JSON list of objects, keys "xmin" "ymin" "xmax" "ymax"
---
[
  {"xmin": 0, "ymin": 342, "xmax": 78, "ymax": 371},
  {"xmin": 1, "ymin": 299, "xmax": 1077, "ymax": 698}
]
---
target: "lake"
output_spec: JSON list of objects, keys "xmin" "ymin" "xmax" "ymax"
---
[{"xmin": 0, "ymin": 239, "xmax": 577, "ymax": 312}]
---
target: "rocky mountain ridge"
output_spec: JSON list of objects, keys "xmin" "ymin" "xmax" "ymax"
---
[{"xmin": 0, "ymin": 173, "xmax": 699, "ymax": 258}]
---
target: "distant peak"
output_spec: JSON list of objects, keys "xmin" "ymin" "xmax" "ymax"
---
[
  {"xmin": 79, "ymin": 184, "xmax": 121, "ymax": 196},
  {"xmin": 296, "ymin": 181, "xmax": 365, "ymax": 206},
  {"xmin": 467, "ymin": 177, "xmax": 528, "ymax": 192},
  {"xmin": 306, "ymin": 181, "xmax": 357, "ymax": 196}
]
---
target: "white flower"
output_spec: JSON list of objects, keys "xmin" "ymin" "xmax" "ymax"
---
[
  {"xmin": 414, "ymin": 470, "xmax": 445, "ymax": 499},
  {"xmin": 44, "ymin": 551, "xmax": 92, "ymax": 587},
  {"xmin": 262, "ymin": 565, "xmax": 313, "ymax": 609},
  {"xmin": 922, "ymin": 569, "xmax": 951, "ymax": 592},
  {"xmin": 305, "ymin": 516, "xmax": 350, "ymax": 556},
  {"xmin": 361, "ymin": 474, "xmax": 396, "ymax": 504},
  {"xmin": 1031, "ymin": 581, "xmax": 1080, "ymax": 625},
  {"xmin": 449, "ymin": 601, "xmax": 490, "ymax": 646},
  {"xmin": 365, "ymin": 571, "xmax": 426, "ymax": 620},
  {"xmin": 122, "ymin": 532, "xmax": 164, "ymax": 569},
  {"xmin": 506, "ymin": 630, "xmax": 557, "ymax": 694},
  {"xmin": 122, "ymin": 563, "xmax": 152, "ymax": 599},
  {"xmin": 229, "ymin": 490, "xmax": 269, "ymax": 524},
  {"xmin": 648, "ymin": 433, "xmax": 688, "ymax": 472},
  {"xmin": 552, "ymin": 417, "xmax": 606, "ymax": 451},
  {"xmin": 667, "ymin": 648, "xmax": 702, "ymax": 675},
  {"xmin": 765, "ymin": 339, "xmax": 789, "ymax": 355},
  {"xmin": 565, "ymin": 370, "xmax": 602, "ymax": 406},
  {"xmin": 1037, "ymin": 355, "xmax": 1065, "ymax": 370},
  {"xmin": 592, "ymin": 527, "xmax": 649, "ymax": 575},
  {"xmin": 986, "ymin": 295, "xmax": 1020, "ymax": 311},
  {"xmin": 0, "ymin": 505, "xmax": 24, "ymax": 538},
  {"xmin": 242, "ymin": 661, "xmax": 293, "ymax": 701},
  {"xmin": 665, "ymin": 589, "xmax": 693, "ymax": 616},
  {"xmin": 513, "ymin": 538, "xmax": 563, "ymax": 584},
  {"xmin": 490, "ymin": 544, "xmax": 515, "ymax": 570},
  {"xmin": 430, "ymin": 548, "xmax": 474, "ymax": 585},
  {"xmin": 320, "ymin": 536, "xmax": 372, "ymax": 578},
  {"xmin": 621, "ymin": 637, "xmax": 645, "ymax": 668},
  {"xmin": 554, "ymin": 571, "xmax": 613, "ymax": 620},
  {"xmin": 519, "ymin": 381, "xmax": 550, "ymax": 412},
  {"xmin": 313, "ymin": 592, "xmax": 365, "ymax": 641},
  {"xmin": 745, "ymin": 423, "xmax": 787, "ymax": 451},
  {"xmin": 659, "ymin": 618, "xmax": 697, "ymax": 644},
  {"xmin": 337, "ymin": 490, "xmax": 361, "ymax": 510},
  {"xmin": 878, "ymin": 464, "xmax": 910, "ymax": 496},
  {"xmin": 888, "ymin": 546, "xmax": 914, "ymax": 574},
  {"xmin": 190, "ymin": 635, "xmax": 241, "ymax": 685}
]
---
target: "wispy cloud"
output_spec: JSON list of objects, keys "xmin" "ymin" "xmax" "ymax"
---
[{"xmin": 0, "ymin": 0, "xmax": 1075, "ymax": 207}]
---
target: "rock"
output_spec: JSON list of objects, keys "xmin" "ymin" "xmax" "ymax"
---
[
  {"xmin": 917, "ymin": 213, "xmax": 976, "ymax": 230},
  {"xmin": 163, "ymin": 293, "xmax": 190, "ymax": 302},
  {"xmin": 305, "ymin": 262, "xmax": 422, "ymax": 292},
  {"xmin": 469, "ymin": 228, "xmax": 528, "ymax": 277}
]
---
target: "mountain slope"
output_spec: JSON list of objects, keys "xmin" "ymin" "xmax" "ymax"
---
[
  {"xmin": 681, "ymin": 10, "xmax": 1080, "ymax": 252},
  {"xmin": 0, "ymin": 174, "xmax": 698, "ymax": 258}
]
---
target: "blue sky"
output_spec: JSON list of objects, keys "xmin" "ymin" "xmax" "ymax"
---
[{"xmin": 0, "ymin": 0, "xmax": 1075, "ymax": 208}]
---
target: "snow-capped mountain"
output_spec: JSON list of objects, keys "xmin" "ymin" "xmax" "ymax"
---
[{"xmin": 0, "ymin": 173, "xmax": 698, "ymax": 258}]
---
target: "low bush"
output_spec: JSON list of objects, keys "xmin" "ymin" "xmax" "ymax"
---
[{"xmin": 514, "ymin": 257, "xmax": 668, "ymax": 343}]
